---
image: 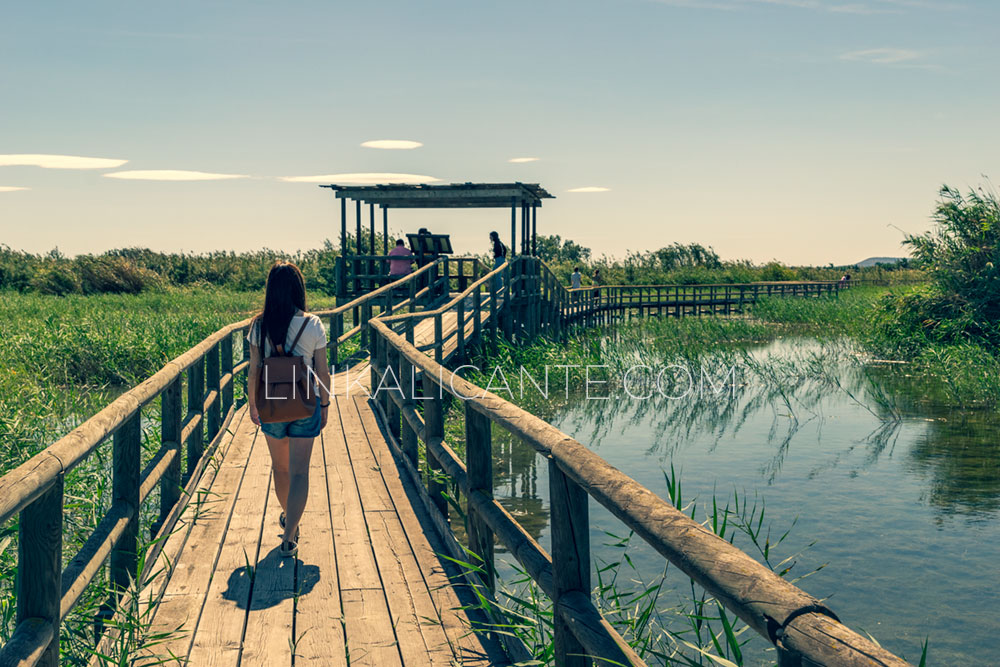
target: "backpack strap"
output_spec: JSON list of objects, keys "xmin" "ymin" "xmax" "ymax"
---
[{"xmin": 283, "ymin": 318, "xmax": 311, "ymax": 357}]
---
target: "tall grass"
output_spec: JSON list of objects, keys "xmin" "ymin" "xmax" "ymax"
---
[{"xmin": 0, "ymin": 288, "xmax": 340, "ymax": 664}]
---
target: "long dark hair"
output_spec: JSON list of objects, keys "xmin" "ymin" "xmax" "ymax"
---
[{"xmin": 258, "ymin": 261, "xmax": 307, "ymax": 352}]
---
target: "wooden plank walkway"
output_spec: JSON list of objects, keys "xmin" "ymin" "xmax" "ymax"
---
[{"xmin": 147, "ymin": 305, "xmax": 508, "ymax": 666}]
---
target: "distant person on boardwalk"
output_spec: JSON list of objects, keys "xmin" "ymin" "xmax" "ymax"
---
[
  {"xmin": 839, "ymin": 273, "xmax": 851, "ymax": 289},
  {"xmin": 490, "ymin": 231, "xmax": 507, "ymax": 291},
  {"xmin": 415, "ymin": 228, "xmax": 432, "ymax": 267},
  {"xmin": 592, "ymin": 268, "xmax": 602, "ymax": 299},
  {"xmin": 570, "ymin": 267, "xmax": 582, "ymax": 303},
  {"xmin": 387, "ymin": 239, "xmax": 413, "ymax": 280},
  {"xmin": 247, "ymin": 261, "xmax": 331, "ymax": 558}
]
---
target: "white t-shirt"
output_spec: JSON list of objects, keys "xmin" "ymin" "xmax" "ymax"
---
[
  {"xmin": 571, "ymin": 272, "xmax": 582, "ymax": 289},
  {"xmin": 249, "ymin": 313, "xmax": 328, "ymax": 371}
]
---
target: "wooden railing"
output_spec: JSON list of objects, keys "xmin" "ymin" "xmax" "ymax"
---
[
  {"xmin": 0, "ymin": 320, "xmax": 253, "ymax": 667},
  {"xmin": 368, "ymin": 256, "xmax": 909, "ymax": 667},
  {"xmin": 334, "ymin": 253, "xmax": 486, "ymax": 300},
  {"xmin": 319, "ymin": 255, "xmax": 489, "ymax": 366}
]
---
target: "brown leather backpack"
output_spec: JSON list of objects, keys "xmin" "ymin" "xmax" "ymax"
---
[{"xmin": 254, "ymin": 318, "xmax": 317, "ymax": 424}]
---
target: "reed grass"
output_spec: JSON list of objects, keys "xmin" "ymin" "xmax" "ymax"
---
[{"xmin": 0, "ymin": 288, "xmax": 341, "ymax": 664}]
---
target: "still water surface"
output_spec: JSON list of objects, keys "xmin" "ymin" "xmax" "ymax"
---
[{"xmin": 489, "ymin": 337, "xmax": 1000, "ymax": 665}]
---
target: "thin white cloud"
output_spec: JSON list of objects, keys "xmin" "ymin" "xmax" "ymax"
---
[
  {"xmin": 840, "ymin": 47, "xmax": 920, "ymax": 64},
  {"xmin": 567, "ymin": 186, "xmax": 611, "ymax": 193},
  {"xmin": 0, "ymin": 186, "xmax": 29, "ymax": 192},
  {"xmin": 281, "ymin": 172, "xmax": 441, "ymax": 184},
  {"xmin": 103, "ymin": 170, "xmax": 249, "ymax": 181},
  {"xmin": 653, "ymin": 0, "xmax": 959, "ymax": 12},
  {"xmin": 0, "ymin": 154, "xmax": 128, "ymax": 169},
  {"xmin": 508, "ymin": 157, "xmax": 540, "ymax": 163},
  {"xmin": 360, "ymin": 140, "xmax": 423, "ymax": 150}
]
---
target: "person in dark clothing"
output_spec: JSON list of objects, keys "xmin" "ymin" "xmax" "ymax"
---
[{"xmin": 489, "ymin": 231, "xmax": 507, "ymax": 291}]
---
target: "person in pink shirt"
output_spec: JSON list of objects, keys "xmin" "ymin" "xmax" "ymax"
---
[{"xmin": 387, "ymin": 239, "xmax": 414, "ymax": 280}]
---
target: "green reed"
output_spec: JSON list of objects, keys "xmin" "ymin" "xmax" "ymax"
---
[{"xmin": 0, "ymin": 288, "xmax": 339, "ymax": 664}]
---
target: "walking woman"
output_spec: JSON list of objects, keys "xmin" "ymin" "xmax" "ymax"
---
[{"xmin": 247, "ymin": 261, "xmax": 331, "ymax": 557}]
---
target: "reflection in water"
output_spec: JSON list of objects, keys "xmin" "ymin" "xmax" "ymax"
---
[
  {"xmin": 487, "ymin": 336, "xmax": 1000, "ymax": 663},
  {"xmin": 493, "ymin": 433, "xmax": 547, "ymax": 547}
]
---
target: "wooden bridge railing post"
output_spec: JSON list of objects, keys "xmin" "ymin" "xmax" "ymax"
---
[
  {"xmin": 206, "ymin": 342, "xmax": 221, "ymax": 442},
  {"xmin": 473, "ymin": 276, "xmax": 482, "ymax": 344},
  {"xmin": 549, "ymin": 459, "xmax": 591, "ymax": 667},
  {"xmin": 361, "ymin": 301, "xmax": 373, "ymax": 352},
  {"xmin": 159, "ymin": 376, "xmax": 182, "ymax": 529},
  {"xmin": 465, "ymin": 403, "xmax": 495, "ymax": 592},
  {"xmin": 185, "ymin": 357, "xmax": 204, "ymax": 482},
  {"xmin": 422, "ymin": 374, "xmax": 448, "ymax": 520},
  {"xmin": 456, "ymin": 292, "xmax": 466, "ymax": 361},
  {"xmin": 16, "ymin": 473, "xmax": 63, "ymax": 667},
  {"xmin": 108, "ymin": 411, "xmax": 141, "ymax": 616},
  {"xmin": 399, "ymin": 353, "xmax": 418, "ymax": 466},
  {"xmin": 240, "ymin": 327, "xmax": 250, "ymax": 407},
  {"xmin": 221, "ymin": 334, "xmax": 234, "ymax": 418},
  {"xmin": 434, "ymin": 313, "xmax": 444, "ymax": 364},
  {"xmin": 489, "ymin": 270, "xmax": 499, "ymax": 346},
  {"xmin": 387, "ymin": 346, "xmax": 401, "ymax": 441}
]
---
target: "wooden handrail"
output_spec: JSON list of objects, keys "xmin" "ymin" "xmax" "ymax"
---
[{"xmin": 367, "ymin": 256, "xmax": 908, "ymax": 667}]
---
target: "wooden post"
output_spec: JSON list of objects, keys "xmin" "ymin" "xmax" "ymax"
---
[
  {"xmin": 549, "ymin": 460, "xmax": 590, "ymax": 667},
  {"xmin": 400, "ymin": 354, "xmax": 418, "ymax": 466},
  {"xmin": 510, "ymin": 197, "xmax": 517, "ymax": 257},
  {"xmin": 531, "ymin": 203, "xmax": 537, "ymax": 256},
  {"xmin": 473, "ymin": 276, "xmax": 483, "ymax": 344},
  {"xmin": 361, "ymin": 301, "xmax": 373, "ymax": 351},
  {"xmin": 221, "ymin": 334, "xmax": 234, "ymax": 417},
  {"xmin": 489, "ymin": 269, "xmax": 498, "ymax": 345},
  {"xmin": 240, "ymin": 326, "xmax": 250, "ymax": 406},
  {"xmin": 387, "ymin": 346, "xmax": 401, "ymax": 440},
  {"xmin": 17, "ymin": 474, "xmax": 63, "ymax": 667},
  {"xmin": 355, "ymin": 199, "xmax": 362, "ymax": 295},
  {"xmin": 340, "ymin": 196, "xmax": 347, "ymax": 257},
  {"xmin": 422, "ymin": 373, "xmax": 448, "ymax": 520},
  {"xmin": 206, "ymin": 342, "xmax": 221, "ymax": 442},
  {"xmin": 185, "ymin": 358, "xmax": 204, "ymax": 481},
  {"xmin": 110, "ymin": 412, "xmax": 141, "ymax": 605},
  {"xmin": 434, "ymin": 313, "xmax": 443, "ymax": 364},
  {"xmin": 456, "ymin": 296, "xmax": 466, "ymax": 361},
  {"xmin": 382, "ymin": 205, "xmax": 389, "ymax": 256},
  {"xmin": 159, "ymin": 376, "xmax": 182, "ymax": 528},
  {"xmin": 465, "ymin": 403, "xmax": 495, "ymax": 592}
]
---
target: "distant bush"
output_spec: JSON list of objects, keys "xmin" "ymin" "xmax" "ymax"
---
[{"xmin": 0, "ymin": 240, "xmax": 343, "ymax": 296}]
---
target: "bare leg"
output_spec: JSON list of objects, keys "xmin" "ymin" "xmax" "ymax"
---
[
  {"xmin": 264, "ymin": 435, "xmax": 290, "ymax": 514},
  {"xmin": 282, "ymin": 436, "xmax": 315, "ymax": 543}
]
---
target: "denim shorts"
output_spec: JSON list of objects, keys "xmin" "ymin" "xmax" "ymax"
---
[{"xmin": 259, "ymin": 397, "xmax": 322, "ymax": 439}]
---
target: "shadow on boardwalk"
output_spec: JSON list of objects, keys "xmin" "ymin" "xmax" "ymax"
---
[{"xmin": 221, "ymin": 548, "xmax": 321, "ymax": 611}]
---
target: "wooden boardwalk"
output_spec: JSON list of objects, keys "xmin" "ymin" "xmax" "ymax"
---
[{"xmin": 146, "ymin": 304, "xmax": 508, "ymax": 666}]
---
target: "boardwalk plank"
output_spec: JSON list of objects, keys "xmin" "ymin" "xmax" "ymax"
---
[
  {"xmin": 340, "ymin": 589, "xmax": 403, "ymax": 666},
  {"xmin": 292, "ymin": 431, "xmax": 348, "ymax": 667},
  {"xmin": 353, "ymin": 397, "xmax": 503, "ymax": 666},
  {"xmin": 184, "ymin": 424, "xmax": 272, "ymax": 666},
  {"xmin": 342, "ymin": 398, "xmax": 454, "ymax": 666},
  {"xmin": 151, "ymin": 410, "xmax": 258, "ymax": 661},
  {"xmin": 239, "ymin": 493, "xmax": 296, "ymax": 665},
  {"xmin": 326, "ymin": 397, "xmax": 403, "ymax": 666}
]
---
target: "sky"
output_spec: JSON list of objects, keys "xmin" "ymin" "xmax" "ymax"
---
[{"xmin": 2, "ymin": 0, "xmax": 998, "ymax": 265}]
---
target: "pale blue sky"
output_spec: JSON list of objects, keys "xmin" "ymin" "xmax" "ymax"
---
[{"xmin": 2, "ymin": 0, "xmax": 997, "ymax": 264}]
